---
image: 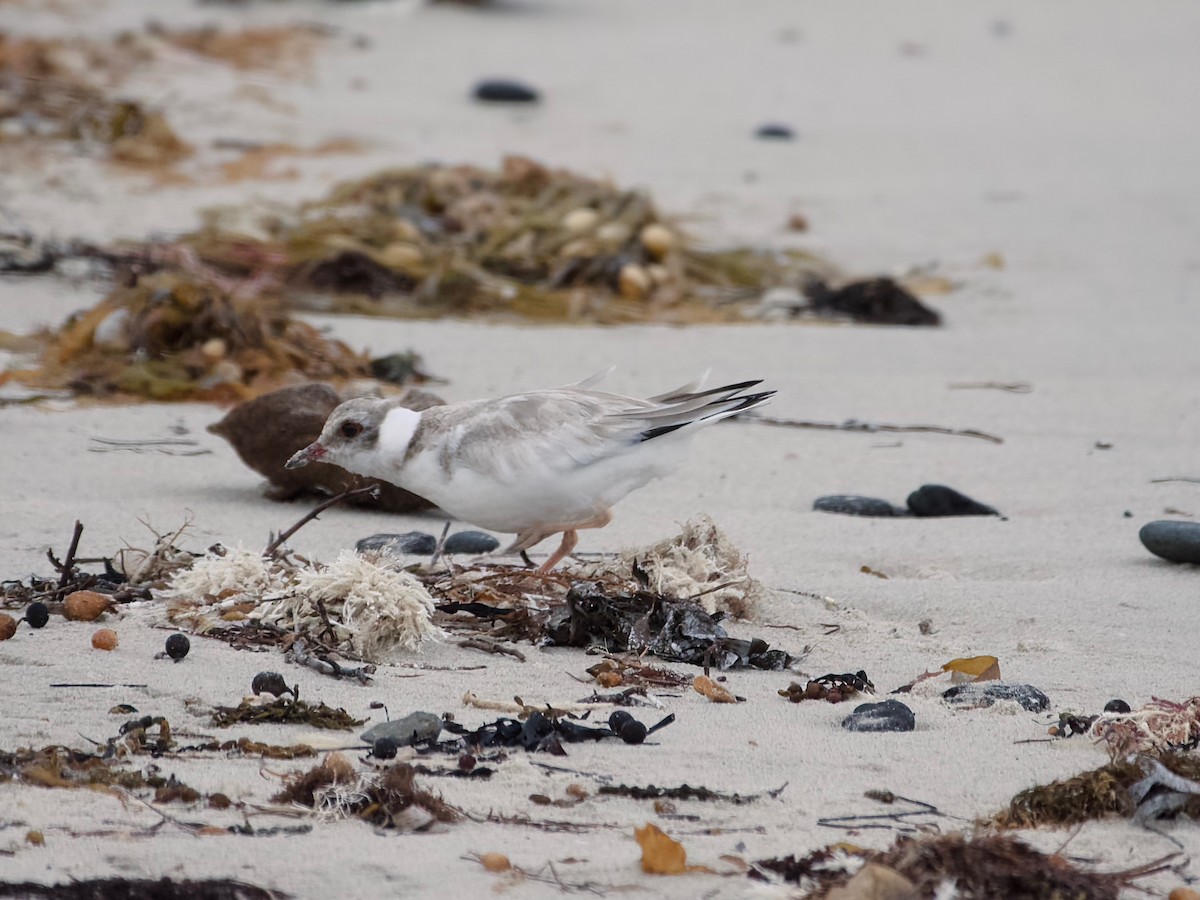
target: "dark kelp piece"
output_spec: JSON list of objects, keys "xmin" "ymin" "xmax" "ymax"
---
[
  {"xmin": 779, "ymin": 671, "xmax": 874, "ymax": 704},
  {"xmin": 598, "ymin": 782, "xmax": 785, "ymax": 804},
  {"xmin": 440, "ymin": 710, "xmax": 674, "ymax": 755},
  {"xmin": 545, "ymin": 582, "xmax": 803, "ymax": 670},
  {"xmin": 0, "ymin": 878, "xmax": 287, "ymax": 899},
  {"xmin": 273, "ymin": 759, "xmax": 456, "ymax": 829}
]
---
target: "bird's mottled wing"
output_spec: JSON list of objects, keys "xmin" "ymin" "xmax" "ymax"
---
[{"xmin": 427, "ymin": 391, "xmax": 655, "ymax": 483}]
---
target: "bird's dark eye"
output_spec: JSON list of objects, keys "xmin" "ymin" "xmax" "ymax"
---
[{"xmin": 339, "ymin": 421, "xmax": 364, "ymax": 439}]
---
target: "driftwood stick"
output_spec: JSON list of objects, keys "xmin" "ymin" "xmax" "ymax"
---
[
  {"xmin": 263, "ymin": 486, "xmax": 379, "ymax": 557},
  {"xmin": 744, "ymin": 415, "xmax": 1004, "ymax": 445}
]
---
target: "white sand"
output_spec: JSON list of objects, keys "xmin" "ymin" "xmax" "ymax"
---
[{"xmin": 3, "ymin": 1, "xmax": 1200, "ymax": 896}]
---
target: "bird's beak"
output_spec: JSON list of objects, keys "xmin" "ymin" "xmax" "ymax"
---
[{"xmin": 285, "ymin": 442, "xmax": 327, "ymax": 469}]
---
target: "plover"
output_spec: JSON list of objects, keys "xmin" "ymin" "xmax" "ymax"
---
[{"xmin": 286, "ymin": 375, "xmax": 774, "ymax": 570}]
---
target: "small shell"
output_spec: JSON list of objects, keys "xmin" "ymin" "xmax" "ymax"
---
[
  {"xmin": 0, "ymin": 613, "xmax": 17, "ymax": 641},
  {"xmin": 91, "ymin": 628, "xmax": 118, "ymax": 651},
  {"xmin": 561, "ymin": 208, "xmax": 599, "ymax": 234},
  {"xmin": 377, "ymin": 242, "xmax": 424, "ymax": 273},
  {"xmin": 595, "ymin": 222, "xmax": 631, "ymax": 246},
  {"xmin": 617, "ymin": 263, "xmax": 651, "ymax": 301},
  {"xmin": 64, "ymin": 590, "xmax": 110, "ymax": 622},
  {"xmin": 479, "ymin": 852, "xmax": 512, "ymax": 873},
  {"xmin": 200, "ymin": 338, "xmax": 227, "ymax": 361},
  {"xmin": 639, "ymin": 224, "xmax": 675, "ymax": 260}
]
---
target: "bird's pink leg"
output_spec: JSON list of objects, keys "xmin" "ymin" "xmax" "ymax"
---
[
  {"xmin": 536, "ymin": 530, "xmax": 578, "ymax": 573},
  {"xmin": 535, "ymin": 508, "xmax": 613, "ymax": 572}
]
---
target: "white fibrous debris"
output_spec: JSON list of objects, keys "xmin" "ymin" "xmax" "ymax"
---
[
  {"xmin": 611, "ymin": 514, "xmax": 766, "ymax": 618},
  {"xmin": 253, "ymin": 551, "xmax": 441, "ymax": 661},
  {"xmin": 166, "ymin": 547, "xmax": 293, "ymax": 606}
]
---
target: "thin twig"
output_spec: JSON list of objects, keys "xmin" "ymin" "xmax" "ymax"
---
[
  {"xmin": 263, "ymin": 486, "xmax": 378, "ymax": 557},
  {"xmin": 57, "ymin": 520, "xmax": 84, "ymax": 589},
  {"xmin": 456, "ymin": 638, "xmax": 527, "ymax": 662},
  {"xmin": 744, "ymin": 414, "xmax": 1004, "ymax": 445},
  {"xmin": 1151, "ymin": 476, "xmax": 1200, "ymax": 485}
]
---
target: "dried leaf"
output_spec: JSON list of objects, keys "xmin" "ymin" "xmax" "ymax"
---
[
  {"xmin": 693, "ymin": 675, "xmax": 737, "ymax": 704},
  {"xmin": 942, "ymin": 655, "xmax": 1001, "ymax": 682},
  {"xmin": 635, "ymin": 823, "xmax": 688, "ymax": 875},
  {"xmin": 825, "ymin": 863, "xmax": 918, "ymax": 900}
]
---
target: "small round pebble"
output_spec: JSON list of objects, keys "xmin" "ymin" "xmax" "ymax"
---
[
  {"xmin": 25, "ymin": 602, "xmax": 49, "ymax": 629},
  {"xmin": 372, "ymin": 737, "xmax": 399, "ymax": 760},
  {"xmin": 755, "ymin": 123, "xmax": 795, "ymax": 140},
  {"xmin": 813, "ymin": 495, "xmax": 910, "ymax": 517},
  {"xmin": 618, "ymin": 720, "xmax": 647, "ymax": 745},
  {"xmin": 1104, "ymin": 698, "xmax": 1132, "ymax": 714},
  {"xmin": 841, "ymin": 699, "xmax": 915, "ymax": 733},
  {"xmin": 473, "ymin": 79, "xmax": 540, "ymax": 103},
  {"xmin": 0, "ymin": 613, "xmax": 16, "ymax": 641},
  {"xmin": 91, "ymin": 628, "xmax": 118, "ymax": 651},
  {"xmin": 165, "ymin": 633, "xmax": 190, "ymax": 661},
  {"xmin": 906, "ymin": 484, "xmax": 998, "ymax": 517},
  {"xmin": 443, "ymin": 530, "xmax": 501, "ymax": 555},
  {"xmin": 1139, "ymin": 520, "xmax": 1200, "ymax": 564}
]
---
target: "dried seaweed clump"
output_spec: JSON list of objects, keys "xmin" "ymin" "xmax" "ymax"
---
[
  {"xmin": 253, "ymin": 551, "xmax": 441, "ymax": 661},
  {"xmin": 273, "ymin": 755, "xmax": 456, "ymax": 831},
  {"xmin": 172, "ymin": 156, "xmax": 835, "ymax": 323},
  {"xmin": 612, "ymin": 514, "xmax": 766, "ymax": 618},
  {"xmin": 757, "ymin": 832, "xmax": 1163, "ymax": 899},
  {"xmin": 991, "ymin": 752, "xmax": 1200, "ymax": 829},
  {"xmin": 0, "ymin": 33, "xmax": 189, "ymax": 167},
  {"xmin": 153, "ymin": 23, "xmax": 322, "ymax": 73},
  {"xmin": 10, "ymin": 271, "xmax": 370, "ymax": 401}
]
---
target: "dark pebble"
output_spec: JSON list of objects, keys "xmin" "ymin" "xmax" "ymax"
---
[
  {"xmin": 165, "ymin": 633, "xmax": 190, "ymax": 661},
  {"xmin": 942, "ymin": 682, "xmax": 1049, "ymax": 712},
  {"xmin": 755, "ymin": 123, "xmax": 795, "ymax": 140},
  {"xmin": 813, "ymin": 495, "xmax": 910, "ymax": 517},
  {"xmin": 805, "ymin": 276, "xmax": 940, "ymax": 326},
  {"xmin": 618, "ymin": 720, "xmax": 648, "ymax": 745},
  {"xmin": 443, "ymin": 531, "xmax": 500, "ymax": 555},
  {"xmin": 841, "ymin": 699, "xmax": 915, "ymax": 733},
  {"xmin": 356, "ymin": 532, "xmax": 437, "ymax": 556},
  {"xmin": 473, "ymin": 79, "xmax": 540, "ymax": 103},
  {"xmin": 906, "ymin": 484, "xmax": 998, "ymax": 517},
  {"xmin": 24, "ymin": 602, "xmax": 49, "ymax": 629},
  {"xmin": 1139, "ymin": 520, "xmax": 1200, "ymax": 564},
  {"xmin": 251, "ymin": 672, "xmax": 291, "ymax": 698},
  {"xmin": 1104, "ymin": 699, "xmax": 1131, "ymax": 714},
  {"xmin": 372, "ymin": 737, "xmax": 399, "ymax": 760}
]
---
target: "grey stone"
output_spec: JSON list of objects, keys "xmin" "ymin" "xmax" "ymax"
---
[
  {"xmin": 356, "ymin": 532, "xmax": 437, "ymax": 556},
  {"xmin": 361, "ymin": 712, "xmax": 442, "ymax": 746},
  {"xmin": 941, "ymin": 682, "xmax": 1049, "ymax": 712},
  {"xmin": 1139, "ymin": 520, "xmax": 1200, "ymax": 564},
  {"xmin": 813, "ymin": 494, "xmax": 910, "ymax": 517},
  {"xmin": 443, "ymin": 531, "xmax": 500, "ymax": 555},
  {"xmin": 473, "ymin": 79, "xmax": 540, "ymax": 103},
  {"xmin": 841, "ymin": 699, "xmax": 915, "ymax": 733}
]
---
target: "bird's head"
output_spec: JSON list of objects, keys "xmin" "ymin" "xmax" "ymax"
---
[{"xmin": 285, "ymin": 398, "xmax": 410, "ymax": 474}]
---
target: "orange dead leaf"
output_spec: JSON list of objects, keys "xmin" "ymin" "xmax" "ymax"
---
[
  {"xmin": 635, "ymin": 823, "xmax": 688, "ymax": 874},
  {"xmin": 693, "ymin": 675, "xmax": 737, "ymax": 703},
  {"xmin": 942, "ymin": 655, "xmax": 1001, "ymax": 682}
]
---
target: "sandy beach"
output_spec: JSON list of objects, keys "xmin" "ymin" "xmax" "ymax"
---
[{"xmin": 3, "ymin": 1, "xmax": 1200, "ymax": 897}]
